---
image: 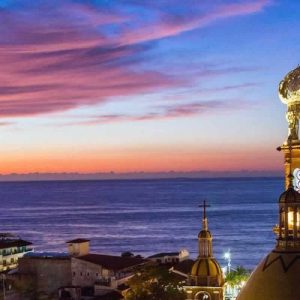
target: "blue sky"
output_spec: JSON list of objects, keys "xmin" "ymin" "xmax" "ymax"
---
[{"xmin": 0, "ymin": 0, "xmax": 297, "ymax": 174}]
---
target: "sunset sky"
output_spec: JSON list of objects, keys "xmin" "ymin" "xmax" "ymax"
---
[{"xmin": 0, "ymin": 0, "xmax": 298, "ymax": 174}]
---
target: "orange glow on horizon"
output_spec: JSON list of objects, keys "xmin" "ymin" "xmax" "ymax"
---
[{"xmin": 0, "ymin": 145, "xmax": 283, "ymax": 174}]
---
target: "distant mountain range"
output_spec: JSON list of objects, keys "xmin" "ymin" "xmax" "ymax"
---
[{"xmin": 0, "ymin": 170, "xmax": 283, "ymax": 181}]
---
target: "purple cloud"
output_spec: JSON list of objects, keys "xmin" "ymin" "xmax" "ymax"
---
[
  {"xmin": 0, "ymin": 0, "xmax": 270, "ymax": 118},
  {"xmin": 70, "ymin": 99, "xmax": 251, "ymax": 125}
]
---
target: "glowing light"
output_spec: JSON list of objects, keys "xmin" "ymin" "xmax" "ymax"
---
[
  {"xmin": 224, "ymin": 252, "xmax": 231, "ymax": 260},
  {"xmin": 224, "ymin": 250, "xmax": 231, "ymax": 274},
  {"xmin": 240, "ymin": 280, "xmax": 246, "ymax": 287},
  {"xmin": 293, "ymin": 168, "xmax": 300, "ymax": 192},
  {"xmin": 288, "ymin": 211, "xmax": 300, "ymax": 227}
]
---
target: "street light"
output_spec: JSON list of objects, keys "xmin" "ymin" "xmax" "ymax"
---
[{"xmin": 224, "ymin": 250, "xmax": 231, "ymax": 274}]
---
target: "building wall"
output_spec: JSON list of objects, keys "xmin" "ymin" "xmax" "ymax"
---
[
  {"xmin": 71, "ymin": 258, "xmax": 135, "ymax": 290},
  {"xmin": 179, "ymin": 249, "xmax": 190, "ymax": 262},
  {"xmin": 18, "ymin": 257, "xmax": 72, "ymax": 295},
  {"xmin": 0, "ymin": 246, "xmax": 32, "ymax": 272},
  {"xmin": 150, "ymin": 255, "xmax": 180, "ymax": 264},
  {"xmin": 72, "ymin": 258, "xmax": 110, "ymax": 287},
  {"xmin": 67, "ymin": 242, "xmax": 89, "ymax": 257},
  {"xmin": 150, "ymin": 250, "xmax": 189, "ymax": 264},
  {"xmin": 185, "ymin": 286, "xmax": 224, "ymax": 300},
  {"xmin": 58, "ymin": 286, "xmax": 81, "ymax": 300}
]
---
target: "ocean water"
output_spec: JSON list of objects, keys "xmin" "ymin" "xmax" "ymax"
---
[{"xmin": 0, "ymin": 178, "xmax": 284, "ymax": 269}]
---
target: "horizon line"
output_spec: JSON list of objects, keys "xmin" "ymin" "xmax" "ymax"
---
[{"xmin": 0, "ymin": 170, "xmax": 284, "ymax": 182}]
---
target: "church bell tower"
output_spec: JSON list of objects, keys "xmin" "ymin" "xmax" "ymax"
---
[{"xmin": 184, "ymin": 201, "xmax": 224, "ymax": 300}]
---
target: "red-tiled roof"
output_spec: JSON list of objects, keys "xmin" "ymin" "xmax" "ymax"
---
[
  {"xmin": 77, "ymin": 254, "xmax": 147, "ymax": 271},
  {"xmin": 0, "ymin": 239, "xmax": 32, "ymax": 250},
  {"xmin": 66, "ymin": 238, "xmax": 90, "ymax": 244},
  {"xmin": 173, "ymin": 259, "xmax": 194, "ymax": 274}
]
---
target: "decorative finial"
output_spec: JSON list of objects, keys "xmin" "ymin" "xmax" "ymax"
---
[{"xmin": 279, "ymin": 66, "xmax": 300, "ymax": 141}]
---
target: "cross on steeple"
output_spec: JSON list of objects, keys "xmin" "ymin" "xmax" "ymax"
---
[{"xmin": 198, "ymin": 200, "xmax": 210, "ymax": 220}]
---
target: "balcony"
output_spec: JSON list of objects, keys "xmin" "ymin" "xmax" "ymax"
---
[{"xmin": 2, "ymin": 248, "xmax": 33, "ymax": 257}]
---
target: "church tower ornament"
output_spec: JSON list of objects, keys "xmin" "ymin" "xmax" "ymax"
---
[
  {"xmin": 279, "ymin": 66, "xmax": 300, "ymax": 141},
  {"xmin": 237, "ymin": 66, "xmax": 300, "ymax": 300},
  {"xmin": 277, "ymin": 66, "xmax": 300, "ymax": 190}
]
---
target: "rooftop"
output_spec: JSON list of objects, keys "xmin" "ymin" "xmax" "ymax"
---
[
  {"xmin": 66, "ymin": 238, "xmax": 90, "ymax": 244},
  {"xmin": 148, "ymin": 252, "xmax": 179, "ymax": 259},
  {"xmin": 0, "ymin": 239, "xmax": 32, "ymax": 250},
  {"xmin": 25, "ymin": 252, "xmax": 70, "ymax": 259},
  {"xmin": 173, "ymin": 259, "xmax": 195, "ymax": 275},
  {"xmin": 76, "ymin": 254, "xmax": 147, "ymax": 271}
]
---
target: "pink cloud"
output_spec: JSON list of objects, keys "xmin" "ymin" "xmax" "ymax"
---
[
  {"xmin": 71, "ymin": 99, "xmax": 251, "ymax": 125},
  {"xmin": 0, "ymin": 0, "xmax": 270, "ymax": 118}
]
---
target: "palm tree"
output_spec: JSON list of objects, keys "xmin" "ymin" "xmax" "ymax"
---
[{"xmin": 225, "ymin": 266, "xmax": 249, "ymax": 289}]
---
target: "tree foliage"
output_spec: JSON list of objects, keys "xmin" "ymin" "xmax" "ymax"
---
[
  {"xmin": 124, "ymin": 265, "xmax": 186, "ymax": 300},
  {"xmin": 225, "ymin": 266, "xmax": 250, "ymax": 288}
]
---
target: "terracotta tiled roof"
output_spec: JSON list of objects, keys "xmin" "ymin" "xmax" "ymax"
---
[
  {"xmin": 77, "ymin": 254, "xmax": 147, "ymax": 271},
  {"xmin": 173, "ymin": 259, "xmax": 194, "ymax": 275}
]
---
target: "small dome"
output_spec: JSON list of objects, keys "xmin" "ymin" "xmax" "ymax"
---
[
  {"xmin": 279, "ymin": 66, "xmax": 300, "ymax": 105},
  {"xmin": 198, "ymin": 230, "xmax": 212, "ymax": 238},
  {"xmin": 191, "ymin": 257, "xmax": 223, "ymax": 278},
  {"xmin": 279, "ymin": 187, "xmax": 300, "ymax": 203}
]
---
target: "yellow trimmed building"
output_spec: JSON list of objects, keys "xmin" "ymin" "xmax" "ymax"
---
[{"xmin": 184, "ymin": 201, "xmax": 224, "ymax": 300}]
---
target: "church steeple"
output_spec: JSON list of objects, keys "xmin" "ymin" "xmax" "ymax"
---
[
  {"xmin": 186, "ymin": 201, "xmax": 224, "ymax": 299},
  {"xmin": 198, "ymin": 200, "xmax": 213, "ymax": 258}
]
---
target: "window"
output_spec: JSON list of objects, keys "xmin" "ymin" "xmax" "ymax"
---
[
  {"xmin": 195, "ymin": 291, "xmax": 211, "ymax": 300},
  {"xmin": 73, "ymin": 272, "xmax": 76, "ymax": 276},
  {"xmin": 80, "ymin": 272, "xmax": 83, "ymax": 276}
]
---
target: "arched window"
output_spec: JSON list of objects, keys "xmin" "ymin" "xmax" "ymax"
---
[{"xmin": 195, "ymin": 291, "xmax": 211, "ymax": 300}]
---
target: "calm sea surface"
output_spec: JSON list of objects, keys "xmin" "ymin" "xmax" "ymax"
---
[{"xmin": 0, "ymin": 178, "xmax": 284, "ymax": 269}]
